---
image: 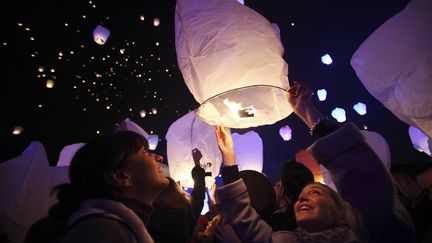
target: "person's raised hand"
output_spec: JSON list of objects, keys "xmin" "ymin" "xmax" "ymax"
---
[
  {"xmin": 287, "ymin": 81, "xmax": 314, "ymax": 110},
  {"xmin": 192, "ymin": 148, "xmax": 203, "ymax": 167},
  {"xmin": 215, "ymin": 126, "xmax": 235, "ymax": 166}
]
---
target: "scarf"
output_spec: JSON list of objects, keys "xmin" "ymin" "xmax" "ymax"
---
[{"xmin": 295, "ymin": 226, "xmax": 356, "ymax": 243}]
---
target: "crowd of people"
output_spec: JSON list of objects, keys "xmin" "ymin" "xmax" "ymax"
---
[{"xmin": 18, "ymin": 82, "xmax": 431, "ymax": 243}]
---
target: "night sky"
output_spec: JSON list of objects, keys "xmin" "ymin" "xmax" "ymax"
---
[{"xmin": 1, "ymin": 0, "xmax": 415, "ymax": 182}]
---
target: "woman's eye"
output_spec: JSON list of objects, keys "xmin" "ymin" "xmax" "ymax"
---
[{"xmin": 312, "ymin": 190, "xmax": 321, "ymax": 195}]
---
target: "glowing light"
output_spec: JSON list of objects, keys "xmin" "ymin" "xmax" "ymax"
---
[
  {"xmin": 331, "ymin": 107, "xmax": 346, "ymax": 122},
  {"xmin": 279, "ymin": 125, "xmax": 292, "ymax": 141},
  {"xmin": 317, "ymin": 89, "xmax": 327, "ymax": 101},
  {"xmin": 321, "ymin": 54, "xmax": 333, "ymax": 65},
  {"xmin": 291, "ymin": 22, "xmax": 295, "ymax": 26},
  {"xmin": 12, "ymin": 126, "xmax": 23, "ymax": 135},
  {"xmin": 119, "ymin": 49, "xmax": 125, "ymax": 54},
  {"xmin": 223, "ymin": 98, "xmax": 256, "ymax": 119},
  {"xmin": 38, "ymin": 66, "xmax": 45, "ymax": 72},
  {"xmin": 50, "ymin": 68, "xmax": 55, "ymax": 73},
  {"xmin": 155, "ymin": 42, "xmax": 159, "ymax": 46},
  {"xmin": 147, "ymin": 135, "xmax": 159, "ymax": 150},
  {"xmin": 46, "ymin": 79, "xmax": 54, "ymax": 88},
  {"xmin": 93, "ymin": 24, "xmax": 110, "ymax": 45},
  {"xmin": 153, "ymin": 18, "xmax": 160, "ymax": 26},
  {"xmin": 408, "ymin": 126, "xmax": 431, "ymax": 155},
  {"xmin": 140, "ymin": 15, "xmax": 145, "ymax": 21},
  {"xmin": 139, "ymin": 110, "xmax": 147, "ymax": 118},
  {"xmin": 353, "ymin": 102, "xmax": 367, "ymax": 115},
  {"xmin": 151, "ymin": 108, "xmax": 158, "ymax": 114},
  {"xmin": 96, "ymin": 130, "xmax": 100, "ymax": 134}
]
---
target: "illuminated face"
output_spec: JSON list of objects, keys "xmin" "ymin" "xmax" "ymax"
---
[
  {"xmin": 294, "ymin": 184, "xmax": 337, "ymax": 232},
  {"xmin": 417, "ymin": 168, "xmax": 432, "ymax": 200},
  {"xmin": 123, "ymin": 146, "xmax": 169, "ymax": 192}
]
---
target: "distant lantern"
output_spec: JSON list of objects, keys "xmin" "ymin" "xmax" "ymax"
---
[
  {"xmin": 353, "ymin": 102, "xmax": 367, "ymax": 115},
  {"xmin": 331, "ymin": 108, "xmax": 346, "ymax": 122},
  {"xmin": 175, "ymin": 0, "xmax": 292, "ymax": 128},
  {"xmin": 140, "ymin": 15, "xmax": 145, "ymax": 21},
  {"xmin": 147, "ymin": 134, "xmax": 159, "ymax": 150},
  {"xmin": 46, "ymin": 79, "xmax": 54, "ymax": 88},
  {"xmin": 151, "ymin": 108, "xmax": 157, "ymax": 114},
  {"xmin": 321, "ymin": 54, "xmax": 333, "ymax": 65},
  {"xmin": 139, "ymin": 109, "xmax": 147, "ymax": 118},
  {"xmin": 93, "ymin": 24, "xmax": 110, "ymax": 45},
  {"xmin": 153, "ymin": 18, "xmax": 160, "ymax": 26},
  {"xmin": 317, "ymin": 89, "xmax": 327, "ymax": 101},
  {"xmin": 279, "ymin": 125, "xmax": 292, "ymax": 141},
  {"xmin": 12, "ymin": 126, "xmax": 23, "ymax": 135},
  {"xmin": 408, "ymin": 126, "xmax": 431, "ymax": 156},
  {"xmin": 38, "ymin": 66, "xmax": 44, "ymax": 72},
  {"xmin": 232, "ymin": 131, "xmax": 263, "ymax": 172}
]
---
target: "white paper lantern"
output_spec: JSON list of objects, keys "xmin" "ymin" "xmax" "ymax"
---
[
  {"xmin": 46, "ymin": 79, "xmax": 54, "ymax": 88},
  {"xmin": 153, "ymin": 18, "xmax": 160, "ymax": 27},
  {"xmin": 351, "ymin": 0, "xmax": 432, "ymax": 138},
  {"xmin": 166, "ymin": 111, "xmax": 222, "ymax": 188},
  {"xmin": 57, "ymin": 143, "xmax": 86, "ymax": 166},
  {"xmin": 232, "ymin": 131, "xmax": 263, "ymax": 172},
  {"xmin": 408, "ymin": 126, "xmax": 431, "ymax": 156},
  {"xmin": 175, "ymin": 0, "xmax": 292, "ymax": 128},
  {"xmin": 321, "ymin": 54, "xmax": 333, "ymax": 65},
  {"xmin": 331, "ymin": 108, "xmax": 346, "ymax": 123},
  {"xmin": 93, "ymin": 24, "xmax": 111, "ymax": 45},
  {"xmin": 0, "ymin": 142, "xmax": 69, "ymax": 243},
  {"xmin": 139, "ymin": 109, "xmax": 147, "ymax": 118},
  {"xmin": 317, "ymin": 89, "xmax": 327, "ymax": 101},
  {"xmin": 279, "ymin": 125, "xmax": 292, "ymax": 141},
  {"xmin": 147, "ymin": 134, "xmax": 159, "ymax": 150},
  {"xmin": 353, "ymin": 102, "xmax": 367, "ymax": 115},
  {"xmin": 12, "ymin": 126, "xmax": 23, "ymax": 135}
]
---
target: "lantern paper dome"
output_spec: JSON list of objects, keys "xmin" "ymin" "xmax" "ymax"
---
[
  {"xmin": 353, "ymin": 102, "xmax": 367, "ymax": 115},
  {"xmin": 321, "ymin": 54, "xmax": 333, "ymax": 65},
  {"xmin": 351, "ymin": 0, "xmax": 432, "ymax": 138},
  {"xmin": 408, "ymin": 126, "xmax": 432, "ymax": 156},
  {"xmin": 279, "ymin": 125, "xmax": 292, "ymax": 141},
  {"xmin": 317, "ymin": 89, "xmax": 327, "ymax": 101},
  {"xmin": 166, "ymin": 111, "xmax": 222, "ymax": 188},
  {"xmin": 175, "ymin": 0, "xmax": 292, "ymax": 128},
  {"xmin": 331, "ymin": 108, "xmax": 346, "ymax": 123},
  {"xmin": 232, "ymin": 131, "xmax": 263, "ymax": 172},
  {"xmin": 93, "ymin": 24, "xmax": 111, "ymax": 45}
]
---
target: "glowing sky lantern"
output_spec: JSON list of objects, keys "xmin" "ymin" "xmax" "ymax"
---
[
  {"xmin": 151, "ymin": 107, "xmax": 157, "ymax": 114},
  {"xmin": 279, "ymin": 125, "xmax": 292, "ymax": 141},
  {"xmin": 12, "ymin": 126, "xmax": 23, "ymax": 135},
  {"xmin": 93, "ymin": 24, "xmax": 111, "ymax": 45},
  {"xmin": 331, "ymin": 108, "xmax": 346, "ymax": 122},
  {"xmin": 353, "ymin": 102, "xmax": 367, "ymax": 115},
  {"xmin": 351, "ymin": 0, "xmax": 432, "ymax": 138},
  {"xmin": 295, "ymin": 150, "xmax": 324, "ymax": 183},
  {"xmin": 408, "ymin": 126, "xmax": 431, "ymax": 156},
  {"xmin": 139, "ymin": 109, "xmax": 147, "ymax": 118},
  {"xmin": 232, "ymin": 131, "xmax": 263, "ymax": 172},
  {"xmin": 317, "ymin": 89, "xmax": 327, "ymax": 101},
  {"xmin": 321, "ymin": 54, "xmax": 333, "ymax": 65},
  {"xmin": 166, "ymin": 111, "xmax": 222, "ymax": 188},
  {"xmin": 153, "ymin": 18, "xmax": 160, "ymax": 27},
  {"xmin": 175, "ymin": 0, "xmax": 292, "ymax": 128},
  {"xmin": 147, "ymin": 134, "xmax": 159, "ymax": 150},
  {"xmin": 46, "ymin": 79, "xmax": 54, "ymax": 88}
]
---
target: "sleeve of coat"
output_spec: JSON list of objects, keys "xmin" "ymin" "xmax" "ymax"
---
[
  {"xmin": 307, "ymin": 123, "xmax": 415, "ymax": 243},
  {"xmin": 216, "ymin": 179, "xmax": 273, "ymax": 243}
]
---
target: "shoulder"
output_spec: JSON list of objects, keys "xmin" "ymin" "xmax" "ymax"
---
[
  {"xmin": 271, "ymin": 230, "xmax": 299, "ymax": 242},
  {"xmin": 58, "ymin": 216, "xmax": 137, "ymax": 243}
]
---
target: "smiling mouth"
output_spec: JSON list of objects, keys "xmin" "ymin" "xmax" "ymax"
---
[{"xmin": 299, "ymin": 205, "xmax": 313, "ymax": 212}]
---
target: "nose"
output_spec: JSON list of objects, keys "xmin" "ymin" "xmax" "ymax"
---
[
  {"xmin": 154, "ymin": 153, "xmax": 163, "ymax": 163},
  {"xmin": 298, "ymin": 194, "xmax": 310, "ymax": 203}
]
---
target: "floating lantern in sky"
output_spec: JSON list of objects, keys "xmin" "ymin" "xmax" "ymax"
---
[
  {"xmin": 351, "ymin": 0, "xmax": 432, "ymax": 138},
  {"xmin": 46, "ymin": 79, "xmax": 54, "ymax": 88},
  {"xmin": 408, "ymin": 126, "xmax": 431, "ymax": 156},
  {"xmin": 38, "ymin": 66, "xmax": 44, "ymax": 72},
  {"xmin": 232, "ymin": 131, "xmax": 263, "ymax": 172},
  {"xmin": 321, "ymin": 54, "xmax": 333, "ymax": 65},
  {"xmin": 353, "ymin": 102, "xmax": 367, "ymax": 115},
  {"xmin": 151, "ymin": 108, "xmax": 157, "ymax": 114},
  {"xmin": 147, "ymin": 134, "xmax": 159, "ymax": 150},
  {"xmin": 140, "ymin": 15, "xmax": 145, "ymax": 21},
  {"xmin": 279, "ymin": 125, "xmax": 292, "ymax": 141},
  {"xmin": 317, "ymin": 89, "xmax": 327, "ymax": 101},
  {"xmin": 153, "ymin": 18, "xmax": 160, "ymax": 26},
  {"xmin": 331, "ymin": 107, "xmax": 346, "ymax": 122},
  {"xmin": 12, "ymin": 126, "xmax": 23, "ymax": 135},
  {"xmin": 175, "ymin": 0, "xmax": 292, "ymax": 128},
  {"xmin": 139, "ymin": 109, "xmax": 147, "ymax": 118},
  {"xmin": 92, "ymin": 24, "xmax": 110, "ymax": 45}
]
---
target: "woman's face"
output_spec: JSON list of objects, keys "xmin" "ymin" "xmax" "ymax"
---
[
  {"xmin": 294, "ymin": 184, "xmax": 337, "ymax": 232},
  {"xmin": 123, "ymin": 146, "xmax": 169, "ymax": 192}
]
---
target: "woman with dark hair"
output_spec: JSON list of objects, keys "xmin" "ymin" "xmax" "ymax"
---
[
  {"xmin": 25, "ymin": 131, "xmax": 169, "ymax": 243},
  {"xmin": 214, "ymin": 81, "xmax": 415, "ymax": 242}
]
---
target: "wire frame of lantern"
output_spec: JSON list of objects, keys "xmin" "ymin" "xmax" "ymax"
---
[{"xmin": 93, "ymin": 24, "xmax": 111, "ymax": 45}]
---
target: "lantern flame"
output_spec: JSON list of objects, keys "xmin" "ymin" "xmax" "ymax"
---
[{"xmin": 223, "ymin": 98, "xmax": 256, "ymax": 119}]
